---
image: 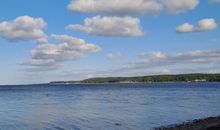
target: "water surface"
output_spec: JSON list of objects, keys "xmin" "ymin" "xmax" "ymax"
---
[{"xmin": 0, "ymin": 83, "xmax": 220, "ymax": 130}]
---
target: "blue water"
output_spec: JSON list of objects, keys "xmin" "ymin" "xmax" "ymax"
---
[{"xmin": 0, "ymin": 83, "xmax": 220, "ymax": 130}]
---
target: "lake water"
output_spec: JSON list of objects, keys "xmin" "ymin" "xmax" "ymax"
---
[{"xmin": 0, "ymin": 83, "xmax": 220, "ymax": 130}]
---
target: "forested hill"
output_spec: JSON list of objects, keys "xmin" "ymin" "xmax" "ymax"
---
[{"xmin": 80, "ymin": 73, "xmax": 220, "ymax": 83}]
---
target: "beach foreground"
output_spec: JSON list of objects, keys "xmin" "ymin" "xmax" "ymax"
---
[{"xmin": 155, "ymin": 116, "xmax": 220, "ymax": 130}]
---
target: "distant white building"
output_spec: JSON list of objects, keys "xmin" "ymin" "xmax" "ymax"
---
[{"xmin": 194, "ymin": 79, "xmax": 207, "ymax": 82}]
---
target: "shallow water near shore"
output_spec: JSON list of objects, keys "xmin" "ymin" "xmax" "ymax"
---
[{"xmin": 0, "ymin": 82, "xmax": 220, "ymax": 130}]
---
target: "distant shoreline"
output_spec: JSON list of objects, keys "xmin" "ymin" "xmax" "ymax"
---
[
  {"xmin": 0, "ymin": 73, "xmax": 220, "ymax": 86},
  {"xmin": 154, "ymin": 116, "xmax": 220, "ymax": 130},
  {"xmin": 1, "ymin": 81, "xmax": 220, "ymax": 86},
  {"xmin": 49, "ymin": 81, "xmax": 219, "ymax": 85},
  {"xmin": 50, "ymin": 73, "xmax": 220, "ymax": 84}
]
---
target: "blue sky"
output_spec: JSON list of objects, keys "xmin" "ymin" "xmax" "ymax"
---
[{"xmin": 0, "ymin": 0, "xmax": 220, "ymax": 84}]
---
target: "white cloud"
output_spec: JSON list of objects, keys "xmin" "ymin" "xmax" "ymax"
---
[
  {"xmin": 62, "ymin": 49, "xmax": 220, "ymax": 79},
  {"xmin": 138, "ymin": 52, "xmax": 167, "ymax": 60},
  {"xmin": 20, "ymin": 34, "xmax": 101, "ymax": 69},
  {"xmin": 198, "ymin": 18, "xmax": 217, "ymax": 31},
  {"xmin": 20, "ymin": 59, "xmax": 57, "ymax": 67},
  {"xmin": 127, "ymin": 49, "xmax": 220, "ymax": 70},
  {"xmin": 176, "ymin": 18, "xmax": 217, "ymax": 33},
  {"xmin": 0, "ymin": 16, "xmax": 101, "ymax": 72},
  {"xmin": 163, "ymin": 0, "xmax": 199, "ymax": 14},
  {"xmin": 67, "ymin": 16, "xmax": 144, "ymax": 37},
  {"xmin": 68, "ymin": 0, "xmax": 162, "ymax": 15},
  {"xmin": 0, "ymin": 16, "xmax": 48, "ymax": 44},
  {"xmin": 67, "ymin": 0, "xmax": 199, "ymax": 15},
  {"xmin": 161, "ymin": 68, "xmax": 171, "ymax": 74},
  {"xmin": 176, "ymin": 23, "xmax": 195, "ymax": 33}
]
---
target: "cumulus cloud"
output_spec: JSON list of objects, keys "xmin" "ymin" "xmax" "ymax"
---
[
  {"xmin": 20, "ymin": 34, "xmax": 101, "ymax": 70},
  {"xmin": 176, "ymin": 23, "xmax": 195, "ymax": 33},
  {"xmin": 67, "ymin": 0, "xmax": 199, "ymax": 15},
  {"xmin": 0, "ymin": 16, "xmax": 101, "ymax": 71},
  {"xmin": 198, "ymin": 19, "xmax": 218, "ymax": 31},
  {"xmin": 67, "ymin": 16, "xmax": 144, "ymax": 37},
  {"xmin": 163, "ymin": 0, "xmax": 199, "ymax": 14},
  {"xmin": 176, "ymin": 18, "xmax": 217, "ymax": 33},
  {"xmin": 0, "ymin": 16, "xmax": 48, "ymax": 44},
  {"xmin": 68, "ymin": 0, "xmax": 162, "ymax": 15}
]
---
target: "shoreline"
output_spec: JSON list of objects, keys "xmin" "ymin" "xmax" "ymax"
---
[
  {"xmin": 50, "ymin": 81, "xmax": 219, "ymax": 85},
  {"xmin": 0, "ymin": 81, "xmax": 220, "ymax": 86},
  {"xmin": 155, "ymin": 116, "xmax": 220, "ymax": 130},
  {"xmin": 51, "ymin": 73, "xmax": 220, "ymax": 84}
]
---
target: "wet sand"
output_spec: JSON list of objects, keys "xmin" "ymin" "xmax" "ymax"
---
[{"xmin": 155, "ymin": 116, "xmax": 220, "ymax": 130}]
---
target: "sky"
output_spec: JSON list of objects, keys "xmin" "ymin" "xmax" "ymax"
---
[{"xmin": 0, "ymin": 0, "xmax": 220, "ymax": 84}]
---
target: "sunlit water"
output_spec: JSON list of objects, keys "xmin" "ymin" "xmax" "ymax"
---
[{"xmin": 0, "ymin": 83, "xmax": 220, "ymax": 130}]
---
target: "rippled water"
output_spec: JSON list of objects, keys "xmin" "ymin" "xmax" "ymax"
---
[{"xmin": 0, "ymin": 83, "xmax": 220, "ymax": 130}]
